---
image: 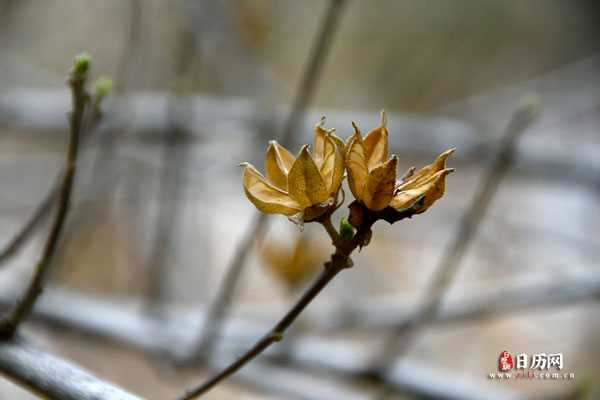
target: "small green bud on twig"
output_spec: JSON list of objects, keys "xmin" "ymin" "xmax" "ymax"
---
[
  {"xmin": 72, "ymin": 52, "xmax": 91, "ymax": 76},
  {"xmin": 339, "ymin": 218, "xmax": 355, "ymax": 241},
  {"xmin": 270, "ymin": 332, "xmax": 284, "ymax": 342},
  {"xmin": 93, "ymin": 77, "xmax": 113, "ymax": 100}
]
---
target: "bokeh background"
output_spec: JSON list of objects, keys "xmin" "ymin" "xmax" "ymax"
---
[{"xmin": 0, "ymin": 1, "xmax": 599, "ymax": 399}]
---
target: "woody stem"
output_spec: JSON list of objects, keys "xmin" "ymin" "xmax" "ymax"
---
[
  {"xmin": 0, "ymin": 64, "xmax": 88, "ymax": 338},
  {"xmin": 177, "ymin": 253, "xmax": 348, "ymax": 400},
  {"xmin": 320, "ymin": 215, "xmax": 340, "ymax": 246}
]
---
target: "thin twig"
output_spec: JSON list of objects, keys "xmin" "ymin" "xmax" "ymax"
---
[
  {"xmin": 0, "ymin": 57, "xmax": 90, "ymax": 338},
  {"xmin": 370, "ymin": 101, "xmax": 541, "ymax": 374},
  {"xmin": 0, "ymin": 95, "xmax": 105, "ymax": 269},
  {"xmin": 0, "ymin": 175, "xmax": 59, "ymax": 267},
  {"xmin": 180, "ymin": 227, "xmax": 354, "ymax": 398},
  {"xmin": 178, "ymin": 203, "xmax": 420, "ymax": 399},
  {"xmin": 192, "ymin": 0, "xmax": 348, "ymax": 362},
  {"xmin": 190, "ymin": 213, "xmax": 268, "ymax": 360},
  {"xmin": 177, "ymin": 262, "xmax": 345, "ymax": 400},
  {"xmin": 321, "ymin": 214, "xmax": 340, "ymax": 246}
]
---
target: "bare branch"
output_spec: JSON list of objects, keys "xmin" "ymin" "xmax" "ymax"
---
[
  {"xmin": 0, "ymin": 175, "xmax": 59, "ymax": 267},
  {"xmin": 180, "ymin": 258, "xmax": 346, "ymax": 399},
  {"xmin": 0, "ymin": 86, "xmax": 107, "ymax": 270},
  {"xmin": 0, "ymin": 339, "xmax": 142, "ymax": 400},
  {"xmin": 0, "ymin": 55, "xmax": 89, "ymax": 338},
  {"xmin": 190, "ymin": 213, "xmax": 268, "ymax": 359}
]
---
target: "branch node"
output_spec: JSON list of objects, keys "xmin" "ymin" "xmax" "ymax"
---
[{"xmin": 270, "ymin": 332, "xmax": 284, "ymax": 342}]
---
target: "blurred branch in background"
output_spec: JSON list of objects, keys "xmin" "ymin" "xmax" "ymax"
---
[
  {"xmin": 3, "ymin": 275, "xmax": 596, "ymax": 400},
  {"xmin": 192, "ymin": 0, "xmax": 348, "ymax": 363},
  {"xmin": 2, "ymin": 278, "xmax": 597, "ymax": 356},
  {"xmin": 179, "ymin": 0, "xmax": 274, "ymax": 96},
  {"xmin": 3, "ymin": 52, "xmax": 600, "ymax": 186},
  {"xmin": 367, "ymin": 99, "xmax": 541, "ymax": 397},
  {"xmin": 87, "ymin": 0, "xmax": 142, "ymax": 182},
  {"xmin": 145, "ymin": 9, "xmax": 196, "ymax": 310},
  {"xmin": 0, "ymin": 339, "xmax": 141, "ymax": 400},
  {"xmin": 144, "ymin": 113, "xmax": 191, "ymax": 308},
  {"xmin": 314, "ymin": 277, "xmax": 600, "ymax": 332}
]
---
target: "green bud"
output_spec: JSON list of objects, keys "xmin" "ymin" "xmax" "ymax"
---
[
  {"xmin": 94, "ymin": 77, "xmax": 113, "ymax": 99},
  {"xmin": 270, "ymin": 332, "xmax": 284, "ymax": 342},
  {"xmin": 339, "ymin": 218, "xmax": 355, "ymax": 242},
  {"xmin": 73, "ymin": 52, "xmax": 92, "ymax": 75}
]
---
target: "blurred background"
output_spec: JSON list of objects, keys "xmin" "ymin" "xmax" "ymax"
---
[{"xmin": 0, "ymin": 0, "xmax": 599, "ymax": 399}]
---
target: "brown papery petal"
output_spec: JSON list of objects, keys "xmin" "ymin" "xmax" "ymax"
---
[
  {"xmin": 242, "ymin": 163, "xmax": 302, "ymax": 215},
  {"xmin": 275, "ymin": 141, "xmax": 296, "ymax": 171},
  {"xmin": 363, "ymin": 155, "xmax": 398, "ymax": 211},
  {"xmin": 391, "ymin": 168, "xmax": 454, "ymax": 213},
  {"xmin": 316, "ymin": 135, "xmax": 337, "ymax": 192},
  {"xmin": 363, "ymin": 111, "xmax": 389, "ymax": 171},
  {"xmin": 399, "ymin": 148, "xmax": 455, "ymax": 190},
  {"xmin": 345, "ymin": 124, "xmax": 369, "ymax": 202},
  {"xmin": 288, "ymin": 145, "xmax": 329, "ymax": 207},
  {"xmin": 399, "ymin": 166, "xmax": 416, "ymax": 183},
  {"xmin": 313, "ymin": 117, "xmax": 329, "ymax": 162},
  {"xmin": 265, "ymin": 141, "xmax": 294, "ymax": 190},
  {"xmin": 326, "ymin": 135, "xmax": 345, "ymax": 195},
  {"xmin": 328, "ymin": 131, "xmax": 346, "ymax": 155}
]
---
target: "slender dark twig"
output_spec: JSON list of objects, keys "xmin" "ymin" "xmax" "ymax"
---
[
  {"xmin": 178, "ymin": 217, "xmax": 352, "ymax": 399},
  {"xmin": 190, "ymin": 213, "xmax": 268, "ymax": 359},
  {"xmin": 192, "ymin": 0, "xmax": 348, "ymax": 362},
  {"xmin": 370, "ymin": 100, "xmax": 541, "ymax": 374},
  {"xmin": 0, "ymin": 92, "xmax": 105, "ymax": 269},
  {"xmin": 177, "ymin": 262, "xmax": 344, "ymax": 400},
  {"xmin": 0, "ymin": 56, "xmax": 90, "ymax": 338},
  {"xmin": 0, "ymin": 175, "xmax": 59, "ymax": 267},
  {"xmin": 321, "ymin": 215, "xmax": 340, "ymax": 246},
  {"xmin": 178, "ymin": 203, "xmax": 420, "ymax": 398}
]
